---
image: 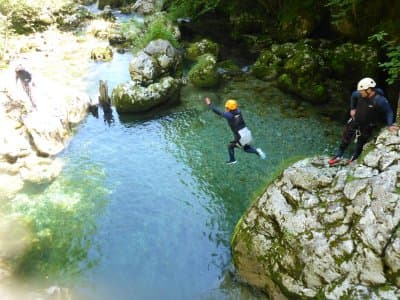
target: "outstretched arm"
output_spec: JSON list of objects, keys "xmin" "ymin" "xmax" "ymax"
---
[{"xmin": 204, "ymin": 97, "xmax": 225, "ymax": 117}]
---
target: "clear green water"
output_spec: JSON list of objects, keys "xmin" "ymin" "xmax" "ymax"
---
[{"xmin": 8, "ymin": 52, "xmax": 342, "ymax": 299}]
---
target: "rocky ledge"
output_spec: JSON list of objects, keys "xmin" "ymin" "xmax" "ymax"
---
[
  {"xmin": 0, "ymin": 67, "xmax": 92, "ymax": 199},
  {"xmin": 232, "ymin": 128, "xmax": 400, "ymax": 299}
]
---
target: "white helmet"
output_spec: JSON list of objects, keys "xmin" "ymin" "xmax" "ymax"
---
[{"xmin": 357, "ymin": 77, "xmax": 376, "ymax": 91}]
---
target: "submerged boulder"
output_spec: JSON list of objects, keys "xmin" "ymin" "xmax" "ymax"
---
[{"xmin": 232, "ymin": 128, "xmax": 400, "ymax": 299}]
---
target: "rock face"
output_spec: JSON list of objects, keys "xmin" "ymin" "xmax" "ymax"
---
[
  {"xmin": 131, "ymin": 0, "xmax": 158, "ymax": 15},
  {"xmin": 0, "ymin": 68, "xmax": 91, "ymax": 199},
  {"xmin": 112, "ymin": 39, "xmax": 183, "ymax": 113},
  {"xmin": 231, "ymin": 128, "xmax": 400, "ymax": 299}
]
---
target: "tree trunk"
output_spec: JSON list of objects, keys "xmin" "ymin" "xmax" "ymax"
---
[{"xmin": 99, "ymin": 79, "xmax": 110, "ymax": 107}]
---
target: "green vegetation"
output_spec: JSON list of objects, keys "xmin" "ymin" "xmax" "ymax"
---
[
  {"xmin": 0, "ymin": 0, "xmax": 68, "ymax": 59},
  {"xmin": 368, "ymin": 31, "xmax": 400, "ymax": 85},
  {"xmin": 325, "ymin": 0, "xmax": 360, "ymax": 23},
  {"xmin": 187, "ymin": 53, "xmax": 219, "ymax": 88},
  {"xmin": 120, "ymin": 18, "xmax": 144, "ymax": 44},
  {"xmin": 126, "ymin": 15, "xmax": 180, "ymax": 53},
  {"xmin": 165, "ymin": 0, "xmax": 221, "ymax": 20}
]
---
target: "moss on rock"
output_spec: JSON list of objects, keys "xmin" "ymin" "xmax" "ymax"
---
[{"xmin": 188, "ymin": 54, "xmax": 219, "ymax": 88}]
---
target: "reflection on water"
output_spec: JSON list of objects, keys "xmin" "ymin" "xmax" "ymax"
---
[{"xmin": 7, "ymin": 48, "xmax": 342, "ymax": 299}]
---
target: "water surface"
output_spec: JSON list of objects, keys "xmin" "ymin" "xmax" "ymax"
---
[{"xmin": 63, "ymin": 56, "xmax": 340, "ymax": 299}]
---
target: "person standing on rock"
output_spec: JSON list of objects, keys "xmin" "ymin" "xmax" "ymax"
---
[
  {"xmin": 328, "ymin": 77, "xmax": 398, "ymax": 166},
  {"xmin": 205, "ymin": 96, "xmax": 266, "ymax": 164},
  {"xmin": 15, "ymin": 64, "xmax": 36, "ymax": 109}
]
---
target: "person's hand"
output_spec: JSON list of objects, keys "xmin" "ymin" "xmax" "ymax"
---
[
  {"xmin": 388, "ymin": 125, "xmax": 399, "ymax": 132},
  {"xmin": 350, "ymin": 109, "xmax": 356, "ymax": 119},
  {"xmin": 204, "ymin": 97, "xmax": 211, "ymax": 105}
]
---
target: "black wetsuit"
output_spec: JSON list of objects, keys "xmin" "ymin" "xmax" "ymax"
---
[
  {"xmin": 208, "ymin": 103, "xmax": 258, "ymax": 161},
  {"xmin": 15, "ymin": 67, "xmax": 35, "ymax": 107},
  {"xmin": 336, "ymin": 88, "xmax": 394, "ymax": 160}
]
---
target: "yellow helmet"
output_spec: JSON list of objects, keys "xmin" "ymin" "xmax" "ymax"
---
[{"xmin": 225, "ymin": 99, "xmax": 238, "ymax": 110}]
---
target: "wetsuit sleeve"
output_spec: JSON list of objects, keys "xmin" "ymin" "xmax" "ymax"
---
[
  {"xmin": 376, "ymin": 96, "xmax": 394, "ymax": 125},
  {"xmin": 208, "ymin": 104, "xmax": 232, "ymax": 120},
  {"xmin": 350, "ymin": 91, "xmax": 359, "ymax": 110}
]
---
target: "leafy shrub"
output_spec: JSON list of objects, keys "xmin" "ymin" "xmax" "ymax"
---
[
  {"xmin": 131, "ymin": 16, "xmax": 180, "ymax": 52},
  {"xmin": 165, "ymin": 0, "xmax": 221, "ymax": 20},
  {"xmin": 368, "ymin": 31, "xmax": 400, "ymax": 85}
]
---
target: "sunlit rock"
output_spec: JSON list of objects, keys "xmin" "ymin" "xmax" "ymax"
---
[
  {"xmin": 232, "ymin": 127, "xmax": 400, "ymax": 298},
  {"xmin": 20, "ymin": 157, "xmax": 64, "ymax": 184},
  {"xmin": 129, "ymin": 39, "xmax": 182, "ymax": 85},
  {"xmin": 86, "ymin": 19, "xmax": 117, "ymax": 39},
  {"xmin": 112, "ymin": 76, "xmax": 181, "ymax": 113},
  {"xmin": 0, "ymin": 66, "xmax": 91, "ymax": 193},
  {"xmin": 0, "ymin": 174, "xmax": 24, "ymax": 201},
  {"xmin": 113, "ymin": 39, "xmax": 183, "ymax": 113},
  {"xmin": 129, "ymin": 51, "xmax": 161, "ymax": 84},
  {"xmin": 143, "ymin": 39, "xmax": 182, "ymax": 73},
  {"xmin": 131, "ymin": 0, "xmax": 157, "ymax": 15},
  {"xmin": 56, "ymin": 4, "xmax": 94, "ymax": 31},
  {"xmin": 90, "ymin": 46, "xmax": 113, "ymax": 61}
]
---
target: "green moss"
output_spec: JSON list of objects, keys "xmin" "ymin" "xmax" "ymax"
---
[
  {"xmin": 345, "ymin": 174, "xmax": 357, "ymax": 184},
  {"xmin": 188, "ymin": 54, "xmax": 219, "ymax": 88},
  {"xmin": 132, "ymin": 16, "xmax": 180, "ymax": 53},
  {"xmin": 186, "ymin": 38, "xmax": 219, "ymax": 61},
  {"xmin": 277, "ymin": 73, "xmax": 293, "ymax": 89},
  {"xmin": 358, "ymin": 142, "xmax": 376, "ymax": 162}
]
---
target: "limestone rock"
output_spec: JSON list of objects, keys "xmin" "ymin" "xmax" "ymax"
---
[
  {"xmin": 112, "ymin": 76, "xmax": 181, "ymax": 113},
  {"xmin": 232, "ymin": 127, "xmax": 400, "ymax": 299}
]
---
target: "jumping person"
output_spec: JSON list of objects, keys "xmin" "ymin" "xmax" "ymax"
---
[
  {"xmin": 205, "ymin": 96, "xmax": 266, "ymax": 164},
  {"xmin": 328, "ymin": 77, "xmax": 398, "ymax": 166}
]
